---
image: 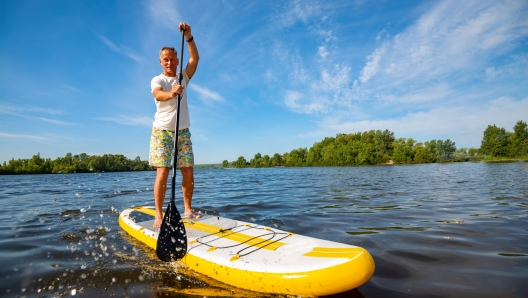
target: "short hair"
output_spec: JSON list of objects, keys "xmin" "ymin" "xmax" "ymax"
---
[{"xmin": 159, "ymin": 46, "xmax": 177, "ymax": 57}]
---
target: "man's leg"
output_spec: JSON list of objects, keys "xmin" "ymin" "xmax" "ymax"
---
[
  {"xmin": 153, "ymin": 167, "xmax": 170, "ymax": 228},
  {"xmin": 180, "ymin": 167, "xmax": 200, "ymax": 218}
]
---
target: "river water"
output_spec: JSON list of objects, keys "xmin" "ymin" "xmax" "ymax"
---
[{"xmin": 0, "ymin": 162, "xmax": 527, "ymax": 297}]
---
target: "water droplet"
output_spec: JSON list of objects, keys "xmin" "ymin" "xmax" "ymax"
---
[
  {"xmin": 80, "ymin": 208, "xmax": 86, "ymax": 213},
  {"xmin": 71, "ymin": 289, "xmax": 77, "ymax": 295},
  {"xmin": 112, "ymin": 277, "xmax": 116, "ymax": 282},
  {"xmin": 138, "ymin": 275, "xmax": 144, "ymax": 281},
  {"xmin": 81, "ymin": 273, "xmax": 87, "ymax": 279},
  {"xmin": 171, "ymin": 237, "xmax": 176, "ymax": 243}
]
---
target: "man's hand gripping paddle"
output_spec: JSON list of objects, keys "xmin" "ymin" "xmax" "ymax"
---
[{"xmin": 156, "ymin": 29, "xmax": 188, "ymax": 262}]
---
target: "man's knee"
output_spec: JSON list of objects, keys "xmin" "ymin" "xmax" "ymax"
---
[
  {"xmin": 180, "ymin": 167, "xmax": 194, "ymax": 185},
  {"xmin": 156, "ymin": 167, "xmax": 170, "ymax": 181}
]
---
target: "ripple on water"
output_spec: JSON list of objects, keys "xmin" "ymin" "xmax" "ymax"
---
[{"xmin": 1, "ymin": 163, "xmax": 528, "ymax": 297}]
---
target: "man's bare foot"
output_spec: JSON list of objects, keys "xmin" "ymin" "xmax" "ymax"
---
[
  {"xmin": 153, "ymin": 216, "xmax": 162, "ymax": 229},
  {"xmin": 184, "ymin": 210, "xmax": 202, "ymax": 219}
]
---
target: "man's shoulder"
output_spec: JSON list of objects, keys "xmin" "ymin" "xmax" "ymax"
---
[
  {"xmin": 151, "ymin": 73, "xmax": 166, "ymax": 82},
  {"xmin": 151, "ymin": 74, "xmax": 170, "ymax": 87}
]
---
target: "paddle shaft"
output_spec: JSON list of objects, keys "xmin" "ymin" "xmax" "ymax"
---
[
  {"xmin": 156, "ymin": 29, "xmax": 188, "ymax": 262},
  {"xmin": 170, "ymin": 30, "xmax": 186, "ymax": 204}
]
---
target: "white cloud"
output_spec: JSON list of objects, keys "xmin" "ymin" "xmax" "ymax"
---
[
  {"xmin": 97, "ymin": 115, "xmax": 152, "ymax": 127},
  {"xmin": 96, "ymin": 34, "xmax": 120, "ymax": 52},
  {"xmin": 319, "ymin": 96, "xmax": 528, "ymax": 147},
  {"xmin": 146, "ymin": 0, "xmax": 182, "ymax": 30},
  {"xmin": 318, "ymin": 46, "xmax": 329, "ymax": 59},
  {"xmin": 284, "ymin": 90, "xmax": 324, "ymax": 114},
  {"xmin": 31, "ymin": 117, "xmax": 79, "ymax": 126},
  {"xmin": 0, "ymin": 102, "xmax": 64, "ymax": 115},
  {"xmin": 284, "ymin": 91, "xmax": 302, "ymax": 110},
  {"xmin": 0, "ymin": 132, "xmax": 50, "ymax": 140},
  {"xmin": 275, "ymin": 0, "xmax": 320, "ymax": 28},
  {"xmin": 357, "ymin": 0, "xmax": 528, "ymax": 87},
  {"xmin": 359, "ymin": 44, "xmax": 385, "ymax": 83},
  {"xmin": 0, "ymin": 103, "xmax": 78, "ymax": 125},
  {"xmin": 95, "ymin": 33, "xmax": 144, "ymax": 64},
  {"xmin": 189, "ymin": 85, "xmax": 225, "ymax": 103}
]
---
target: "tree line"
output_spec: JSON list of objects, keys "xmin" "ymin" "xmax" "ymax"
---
[
  {"xmin": 0, "ymin": 153, "xmax": 151, "ymax": 175},
  {"xmin": 223, "ymin": 120, "xmax": 528, "ymax": 168},
  {"xmin": 2, "ymin": 120, "xmax": 526, "ymax": 174}
]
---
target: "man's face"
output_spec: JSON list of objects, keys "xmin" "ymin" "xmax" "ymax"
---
[{"xmin": 159, "ymin": 49, "xmax": 178, "ymax": 76}]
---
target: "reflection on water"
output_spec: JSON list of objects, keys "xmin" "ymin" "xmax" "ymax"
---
[{"xmin": 0, "ymin": 162, "xmax": 527, "ymax": 297}]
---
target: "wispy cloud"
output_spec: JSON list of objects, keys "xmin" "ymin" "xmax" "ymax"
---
[
  {"xmin": 274, "ymin": 0, "xmax": 320, "ymax": 28},
  {"xmin": 318, "ymin": 46, "xmax": 329, "ymax": 59},
  {"xmin": 33, "ymin": 117, "xmax": 78, "ymax": 126},
  {"xmin": 95, "ymin": 33, "xmax": 144, "ymax": 64},
  {"xmin": 356, "ymin": 0, "xmax": 528, "ymax": 89},
  {"xmin": 275, "ymin": 0, "xmax": 528, "ymax": 119},
  {"xmin": 358, "ymin": 45, "xmax": 385, "ymax": 84},
  {"xmin": 0, "ymin": 102, "xmax": 64, "ymax": 115},
  {"xmin": 97, "ymin": 115, "xmax": 152, "ymax": 127},
  {"xmin": 316, "ymin": 96, "xmax": 528, "ymax": 147},
  {"xmin": 189, "ymin": 84, "xmax": 225, "ymax": 104},
  {"xmin": 0, "ymin": 132, "xmax": 51, "ymax": 141},
  {"xmin": 0, "ymin": 102, "xmax": 78, "ymax": 125},
  {"xmin": 96, "ymin": 34, "xmax": 120, "ymax": 52},
  {"xmin": 145, "ymin": 0, "xmax": 182, "ymax": 30}
]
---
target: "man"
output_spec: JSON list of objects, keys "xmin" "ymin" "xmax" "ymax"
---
[{"xmin": 149, "ymin": 22, "xmax": 201, "ymax": 229}]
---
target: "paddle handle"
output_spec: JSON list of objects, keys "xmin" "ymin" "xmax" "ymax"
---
[{"xmin": 170, "ymin": 30, "xmax": 186, "ymax": 203}]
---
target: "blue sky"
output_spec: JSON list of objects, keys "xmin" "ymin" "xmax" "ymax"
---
[{"xmin": 1, "ymin": 0, "xmax": 527, "ymax": 164}]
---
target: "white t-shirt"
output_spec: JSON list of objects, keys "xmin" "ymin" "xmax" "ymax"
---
[{"xmin": 150, "ymin": 72, "xmax": 190, "ymax": 130}]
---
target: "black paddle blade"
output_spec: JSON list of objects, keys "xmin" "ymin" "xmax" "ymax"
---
[{"xmin": 156, "ymin": 200, "xmax": 187, "ymax": 261}]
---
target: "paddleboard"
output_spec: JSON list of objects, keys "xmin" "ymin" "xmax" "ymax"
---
[{"xmin": 119, "ymin": 206, "xmax": 375, "ymax": 296}]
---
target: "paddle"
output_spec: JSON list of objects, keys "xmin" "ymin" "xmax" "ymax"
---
[{"xmin": 156, "ymin": 29, "xmax": 188, "ymax": 262}]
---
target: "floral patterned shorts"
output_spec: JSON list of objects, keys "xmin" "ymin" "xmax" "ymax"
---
[{"xmin": 149, "ymin": 127, "xmax": 194, "ymax": 168}]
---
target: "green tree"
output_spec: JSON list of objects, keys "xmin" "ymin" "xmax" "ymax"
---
[
  {"xmin": 250, "ymin": 153, "xmax": 262, "ymax": 168},
  {"xmin": 392, "ymin": 138, "xmax": 415, "ymax": 163},
  {"xmin": 321, "ymin": 143, "xmax": 336, "ymax": 166},
  {"xmin": 374, "ymin": 129, "xmax": 395, "ymax": 160},
  {"xmin": 510, "ymin": 120, "xmax": 528, "ymax": 157},
  {"xmin": 285, "ymin": 148, "xmax": 307, "ymax": 166},
  {"xmin": 1, "ymin": 153, "xmax": 152, "ymax": 175},
  {"xmin": 234, "ymin": 156, "xmax": 247, "ymax": 168},
  {"xmin": 261, "ymin": 155, "xmax": 271, "ymax": 167},
  {"xmin": 468, "ymin": 148, "xmax": 479, "ymax": 160},
  {"xmin": 413, "ymin": 142, "xmax": 434, "ymax": 163},
  {"xmin": 453, "ymin": 148, "xmax": 468, "ymax": 161},
  {"xmin": 222, "ymin": 160, "xmax": 229, "ymax": 168},
  {"xmin": 271, "ymin": 153, "xmax": 284, "ymax": 167},
  {"xmin": 480, "ymin": 124, "xmax": 509, "ymax": 157}
]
